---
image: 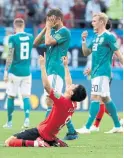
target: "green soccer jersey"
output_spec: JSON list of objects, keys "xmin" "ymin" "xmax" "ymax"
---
[
  {"xmin": 45, "ymin": 27, "xmax": 71, "ymax": 80},
  {"xmin": 9, "ymin": 32, "xmax": 34, "ymax": 76},
  {"xmin": 88, "ymin": 31, "xmax": 119, "ymax": 79}
]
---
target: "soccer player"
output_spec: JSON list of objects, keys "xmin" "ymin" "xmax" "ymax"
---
[
  {"xmin": 3, "ymin": 18, "xmax": 34, "ymax": 128},
  {"xmin": 34, "ymin": 9, "xmax": 78, "ymax": 140},
  {"xmin": 84, "ymin": 68, "xmax": 123, "ymax": 132},
  {"xmin": 76, "ymin": 13, "xmax": 123, "ymax": 134},
  {"xmin": 4, "ymin": 55, "xmax": 87, "ymax": 147}
]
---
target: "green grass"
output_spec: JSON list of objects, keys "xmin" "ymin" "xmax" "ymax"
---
[{"xmin": 0, "ymin": 111, "xmax": 123, "ymax": 158}]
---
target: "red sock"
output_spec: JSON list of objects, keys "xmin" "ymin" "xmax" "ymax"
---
[
  {"xmin": 9, "ymin": 139, "xmax": 23, "ymax": 147},
  {"xmin": 94, "ymin": 104, "xmax": 105, "ymax": 127},
  {"xmin": 25, "ymin": 140, "xmax": 34, "ymax": 147}
]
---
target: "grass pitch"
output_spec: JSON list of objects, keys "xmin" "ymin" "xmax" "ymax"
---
[{"xmin": 0, "ymin": 111, "xmax": 123, "ymax": 158}]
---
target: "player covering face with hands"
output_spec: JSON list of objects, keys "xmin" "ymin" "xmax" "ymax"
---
[
  {"xmin": 34, "ymin": 8, "xmax": 78, "ymax": 140},
  {"xmin": 4, "ymin": 54, "xmax": 87, "ymax": 147}
]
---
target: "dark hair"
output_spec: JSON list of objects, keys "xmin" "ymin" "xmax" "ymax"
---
[
  {"xmin": 71, "ymin": 85, "xmax": 87, "ymax": 102},
  {"xmin": 47, "ymin": 8, "xmax": 63, "ymax": 21},
  {"xmin": 106, "ymin": 19, "xmax": 112, "ymax": 31},
  {"xmin": 14, "ymin": 18, "xmax": 24, "ymax": 27}
]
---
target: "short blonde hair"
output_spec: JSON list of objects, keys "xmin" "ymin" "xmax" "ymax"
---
[
  {"xmin": 14, "ymin": 18, "xmax": 25, "ymax": 28},
  {"xmin": 93, "ymin": 13, "xmax": 109, "ymax": 25}
]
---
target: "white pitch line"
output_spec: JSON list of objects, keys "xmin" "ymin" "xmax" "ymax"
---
[
  {"xmin": 0, "ymin": 141, "xmax": 84, "ymax": 148},
  {"xmin": 71, "ymin": 145, "xmax": 84, "ymax": 148}
]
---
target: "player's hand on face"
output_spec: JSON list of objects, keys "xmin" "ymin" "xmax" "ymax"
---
[
  {"xmin": 81, "ymin": 31, "xmax": 88, "ymax": 40},
  {"xmin": 83, "ymin": 68, "xmax": 91, "ymax": 76},
  {"xmin": 62, "ymin": 56, "xmax": 68, "ymax": 66},
  {"xmin": 39, "ymin": 53, "xmax": 46, "ymax": 67},
  {"xmin": 46, "ymin": 16, "xmax": 57, "ymax": 29},
  {"xmin": 4, "ymin": 71, "xmax": 8, "ymax": 83}
]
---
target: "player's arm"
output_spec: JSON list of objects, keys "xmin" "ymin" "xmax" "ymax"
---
[
  {"xmin": 45, "ymin": 16, "xmax": 57, "ymax": 45},
  {"xmin": 33, "ymin": 27, "xmax": 46, "ymax": 46},
  {"xmin": 4, "ymin": 37, "xmax": 14, "ymax": 82},
  {"xmin": 114, "ymin": 50, "xmax": 123, "ymax": 65},
  {"xmin": 62, "ymin": 56, "xmax": 72, "ymax": 88},
  {"xmin": 39, "ymin": 53, "xmax": 51, "ymax": 94},
  {"xmin": 81, "ymin": 31, "xmax": 92, "ymax": 56}
]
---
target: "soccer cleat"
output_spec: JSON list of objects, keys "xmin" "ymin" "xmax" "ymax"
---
[
  {"xmin": 34, "ymin": 137, "xmax": 50, "ymax": 147},
  {"xmin": 90, "ymin": 125, "xmax": 100, "ymax": 132},
  {"xmin": 63, "ymin": 131, "xmax": 78, "ymax": 140},
  {"xmin": 3, "ymin": 122, "xmax": 12, "ymax": 128},
  {"xmin": 76, "ymin": 126, "xmax": 90, "ymax": 134},
  {"xmin": 54, "ymin": 138, "xmax": 68, "ymax": 147},
  {"xmin": 104, "ymin": 126, "xmax": 123, "ymax": 134},
  {"xmin": 22, "ymin": 119, "xmax": 30, "ymax": 129}
]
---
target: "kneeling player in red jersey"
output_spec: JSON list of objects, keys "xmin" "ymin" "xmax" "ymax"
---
[{"xmin": 4, "ymin": 55, "xmax": 87, "ymax": 147}]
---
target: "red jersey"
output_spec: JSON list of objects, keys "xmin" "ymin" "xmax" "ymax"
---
[{"xmin": 37, "ymin": 89, "xmax": 77, "ymax": 141}]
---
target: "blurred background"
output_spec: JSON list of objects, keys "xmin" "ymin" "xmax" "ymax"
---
[{"xmin": 0, "ymin": 0, "xmax": 123, "ymax": 112}]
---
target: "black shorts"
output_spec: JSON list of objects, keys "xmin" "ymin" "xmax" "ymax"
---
[{"xmin": 14, "ymin": 128, "xmax": 40, "ymax": 140}]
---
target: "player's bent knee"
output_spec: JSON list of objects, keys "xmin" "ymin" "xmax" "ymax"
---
[{"xmin": 5, "ymin": 136, "xmax": 16, "ymax": 147}]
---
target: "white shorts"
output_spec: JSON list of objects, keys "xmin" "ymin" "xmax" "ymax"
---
[
  {"xmin": 6, "ymin": 73, "xmax": 32, "ymax": 97},
  {"xmin": 91, "ymin": 76, "xmax": 110, "ymax": 97},
  {"xmin": 44, "ymin": 74, "xmax": 63, "ymax": 96}
]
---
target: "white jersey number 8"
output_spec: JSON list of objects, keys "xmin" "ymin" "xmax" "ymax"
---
[{"xmin": 20, "ymin": 42, "xmax": 29, "ymax": 60}]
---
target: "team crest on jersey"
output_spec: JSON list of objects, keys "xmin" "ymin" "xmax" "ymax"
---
[
  {"xmin": 54, "ymin": 34, "xmax": 62, "ymax": 40},
  {"xmin": 99, "ymin": 37, "xmax": 104, "ymax": 44},
  {"xmin": 54, "ymin": 91, "xmax": 61, "ymax": 99}
]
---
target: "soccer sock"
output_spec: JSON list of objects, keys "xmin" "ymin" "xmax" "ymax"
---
[
  {"xmin": 8, "ymin": 139, "xmax": 34, "ymax": 147},
  {"xmin": 45, "ymin": 107, "xmax": 52, "ymax": 118},
  {"xmin": 66, "ymin": 120, "xmax": 76, "ymax": 134},
  {"xmin": 105, "ymin": 106, "xmax": 121, "ymax": 120},
  {"xmin": 23, "ymin": 98, "xmax": 31, "ymax": 119},
  {"xmin": 86, "ymin": 101, "xmax": 100, "ymax": 129},
  {"xmin": 25, "ymin": 140, "xmax": 34, "ymax": 147},
  {"xmin": 7, "ymin": 97, "xmax": 14, "ymax": 122},
  {"xmin": 94, "ymin": 103, "xmax": 105, "ymax": 127},
  {"xmin": 105, "ymin": 100, "xmax": 120, "ymax": 127},
  {"xmin": 9, "ymin": 139, "xmax": 23, "ymax": 147}
]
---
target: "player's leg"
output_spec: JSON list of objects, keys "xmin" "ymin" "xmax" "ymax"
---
[
  {"xmin": 104, "ymin": 102, "xmax": 123, "ymax": 126},
  {"xmin": 90, "ymin": 102, "xmax": 105, "ymax": 132},
  {"xmin": 100, "ymin": 77, "xmax": 122, "ymax": 133},
  {"xmin": 3, "ymin": 74, "xmax": 19, "ymax": 128},
  {"xmin": 76, "ymin": 95, "xmax": 101, "ymax": 134},
  {"xmin": 21, "ymin": 75, "xmax": 32, "ymax": 128},
  {"xmin": 5, "ymin": 128, "xmax": 39, "ymax": 147},
  {"xmin": 102, "ymin": 97, "xmax": 122, "ymax": 133},
  {"xmin": 5, "ymin": 128, "xmax": 51, "ymax": 147},
  {"xmin": 76, "ymin": 77, "xmax": 103, "ymax": 134}
]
